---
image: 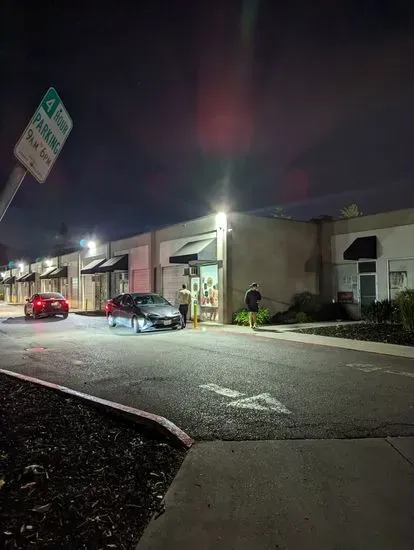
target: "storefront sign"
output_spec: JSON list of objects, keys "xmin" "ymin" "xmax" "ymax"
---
[{"xmin": 337, "ymin": 291, "xmax": 354, "ymax": 304}]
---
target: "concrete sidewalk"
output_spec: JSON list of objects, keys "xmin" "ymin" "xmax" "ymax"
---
[
  {"xmin": 137, "ymin": 437, "xmax": 414, "ymax": 550},
  {"xmin": 0, "ymin": 303, "xmax": 23, "ymax": 318},
  {"xmin": 199, "ymin": 323, "xmax": 414, "ymax": 359}
]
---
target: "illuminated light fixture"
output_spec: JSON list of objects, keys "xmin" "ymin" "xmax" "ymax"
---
[
  {"xmin": 45, "ymin": 258, "xmax": 53, "ymax": 267},
  {"xmin": 18, "ymin": 262, "xmax": 24, "ymax": 271},
  {"xmin": 216, "ymin": 212, "xmax": 227, "ymax": 230},
  {"xmin": 87, "ymin": 240, "xmax": 96, "ymax": 250},
  {"xmin": 0, "ymin": 272, "xmax": 6, "ymax": 278}
]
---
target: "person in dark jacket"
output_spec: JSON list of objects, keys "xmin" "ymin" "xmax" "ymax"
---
[{"xmin": 245, "ymin": 283, "xmax": 262, "ymax": 329}]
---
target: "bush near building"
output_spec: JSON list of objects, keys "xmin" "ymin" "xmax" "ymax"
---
[
  {"xmin": 295, "ymin": 290, "xmax": 414, "ymax": 347},
  {"xmin": 233, "ymin": 307, "xmax": 272, "ymax": 326},
  {"xmin": 271, "ymin": 292, "xmax": 350, "ymax": 325},
  {"xmin": 361, "ymin": 291, "xmax": 414, "ymax": 333},
  {"xmin": 232, "ymin": 290, "xmax": 414, "ymax": 336},
  {"xmin": 232, "ymin": 292, "xmax": 350, "ymax": 326},
  {"xmin": 395, "ymin": 289, "xmax": 414, "ymax": 332}
]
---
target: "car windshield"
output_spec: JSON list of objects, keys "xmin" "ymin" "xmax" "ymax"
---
[
  {"xmin": 133, "ymin": 294, "xmax": 169, "ymax": 306},
  {"xmin": 39, "ymin": 293, "xmax": 64, "ymax": 300}
]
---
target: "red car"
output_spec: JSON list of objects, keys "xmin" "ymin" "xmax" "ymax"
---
[{"xmin": 25, "ymin": 292, "xmax": 69, "ymax": 320}]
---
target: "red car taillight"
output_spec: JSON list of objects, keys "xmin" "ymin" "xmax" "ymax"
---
[
  {"xmin": 64, "ymin": 300, "xmax": 69, "ymax": 306},
  {"xmin": 35, "ymin": 300, "xmax": 43, "ymax": 307}
]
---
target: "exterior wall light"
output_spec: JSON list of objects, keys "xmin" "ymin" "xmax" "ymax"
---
[
  {"xmin": 87, "ymin": 241, "xmax": 97, "ymax": 251},
  {"xmin": 18, "ymin": 262, "xmax": 24, "ymax": 271},
  {"xmin": 216, "ymin": 212, "xmax": 227, "ymax": 230},
  {"xmin": 46, "ymin": 259, "xmax": 53, "ymax": 267}
]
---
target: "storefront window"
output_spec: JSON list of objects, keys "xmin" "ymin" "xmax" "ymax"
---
[
  {"xmin": 389, "ymin": 259, "xmax": 414, "ymax": 300},
  {"xmin": 114, "ymin": 273, "xmax": 129, "ymax": 295},
  {"xmin": 199, "ymin": 264, "xmax": 219, "ymax": 321},
  {"xmin": 333, "ymin": 263, "xmax": 358, "ymax": 304}
]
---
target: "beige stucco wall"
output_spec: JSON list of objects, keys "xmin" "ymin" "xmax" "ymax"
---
[
  {"xmin": 331, "ymin": 208, "xmax": 414, "ymax": 235},
  {"xmin": 228, "ymin": 213, "xmax": 319, "ymax": 318},
  {"xmin": 155, "ymin": 215, "xmax": 217, "ymax": 246},
  {"xmin": 320, "ymin": 208, "xmax": 414, "ymax": 319},
  {"xmin": 154, "ymin": 215, "xmax": 218, "ymax": 295}
]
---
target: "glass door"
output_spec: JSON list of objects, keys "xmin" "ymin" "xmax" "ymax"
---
[{"xmin": 359, "ymin": 274, "xmax": 376, "ymax": 307}]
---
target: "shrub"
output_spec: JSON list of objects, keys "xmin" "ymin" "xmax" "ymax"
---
[
  {"xmin": 291, "ymin": 292, "xmax": 322, "ymax": 315},
  {"xmin": 271, "ymin": 310, "xmax": 298, "ymax": 325},
  {"xmin": 232, "ymin": 307, "xmax": 271, "ymax": 326},
  {"xmin": 295, "ymin": 311, "xmax": 310, "ymax": 323},
  {"xmin": 361, "ymin": 300, "xmax": 397, "ymax": 324},
  {"xmin": 313, "ymin": 302, "xmax": 350, "ymax": 322},
  {"xmin": 396, "ymin": 290, "xmax": 414, "ymax": 332}
]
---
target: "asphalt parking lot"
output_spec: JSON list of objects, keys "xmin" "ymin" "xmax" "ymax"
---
[{"xmin": 1, "ymin": 310, "xmax": 413, "ymax": 440}]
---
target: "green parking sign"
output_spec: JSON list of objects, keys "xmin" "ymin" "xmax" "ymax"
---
[{"xmin": 14, "ymin": 87, "xmax": 73, "ymax": 183}]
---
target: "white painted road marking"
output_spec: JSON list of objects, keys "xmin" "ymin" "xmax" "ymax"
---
[
  {"xmin": 346, "ymin": 363, "xmax": 383, "ymax": 373},
  {"xmin": 199, "ymin": 383, "xmax": 244, "ymax": 399},
  {"xmin": 199, "ymin": 384, "xmax": 292, "ymax": 413},
  {"xmin": 346, "ymin": 363, "xmax": 414, "ymax": 378},
  {"xmin": 384, "ymin": 370, "xmax": 414, "ymax": 379},
  {"xmin": 228, "ymin": 393, "xmax": 292, "ymax": 414}
]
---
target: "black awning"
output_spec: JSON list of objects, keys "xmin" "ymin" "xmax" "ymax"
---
[
  {"xmin": 16, "ymin": 273, "xmax": 29, "ymax": 282},
  {"xmin": 95, "ymin": 255, "xmax": 128, "ymax": 273},
  {"xmin": 22, "ymin": 272, "xmax": 36, "ymax": 283},
  {"xmin": 40, "ymin": 267, "xmax": 57, "ymax": 279},
  {"xmin": 49, "ymin": 266, "xmax": 68, "ymax": 279},
  {"xmin": 343, "ymin": 236, "xmax": 377, "ymax": 261},
  {"xmin": 169, "ymin": 238, "xmax": 216, "ymax": 264},
  {"xmin": 81, "ymin": 258, "xmax": 106, "ymax": 275},
  {"xmin": 3, "ymin": 276, "xmax": 16, "ymax": 285}
]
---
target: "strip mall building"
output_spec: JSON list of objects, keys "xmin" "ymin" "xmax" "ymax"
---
[{"xmin": 1, "ymin": 208, "xmax": 413, "ymax": 322}]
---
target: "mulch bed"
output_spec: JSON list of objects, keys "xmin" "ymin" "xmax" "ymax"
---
[
  {"xmin": 0, "ymin": 374, "xmax": 186, "ymax": 549},
  {"xmin": 296, "ymin": 323, "xmax": 414, "ymax": 347}
]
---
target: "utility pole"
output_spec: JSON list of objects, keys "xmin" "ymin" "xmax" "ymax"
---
[{"xmin": 0, "ymin": 164, "xmax": 27, "ymax": 224}]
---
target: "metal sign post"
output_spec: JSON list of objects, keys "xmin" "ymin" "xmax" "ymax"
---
[{"xmin": 0, "ymin": 164, "xmax": 27, "ymax": 224}]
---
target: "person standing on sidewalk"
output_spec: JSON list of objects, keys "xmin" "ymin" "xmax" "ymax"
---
[
  {"xmin": 178, "ymin": 284, "xmax": 192, "ymax": 327},
  {"xmin": 245, "ymin": 282, "xmax": 262, "ymax": 329}
]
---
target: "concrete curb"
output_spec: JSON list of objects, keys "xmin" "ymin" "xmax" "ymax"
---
[{"xmin": 0, "ymin": 369, "xmax": 193, "ymax": 449}]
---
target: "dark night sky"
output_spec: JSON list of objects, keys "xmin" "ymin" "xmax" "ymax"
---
[{"xmin": 1, "ymin": 0, "xmax": 414, "ymax": 256}]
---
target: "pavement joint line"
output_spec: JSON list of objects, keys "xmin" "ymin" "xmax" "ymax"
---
[
  {"xmin": 385, "ymin": 437, "xmax": 414, "ymax": 468},
  {"xmin": 0, "ymin": 369, "xmax": 193, "ymax": 449}
]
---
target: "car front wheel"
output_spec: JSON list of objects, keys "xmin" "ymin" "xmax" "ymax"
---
[{"xmin": 108, "ymin": 314, "xmax": 116, "ymax": 328}]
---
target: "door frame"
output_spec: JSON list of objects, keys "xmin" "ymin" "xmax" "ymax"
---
[{"xmin": 358, "ymin": 272, "xmax": 378, "ymax": 305}]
